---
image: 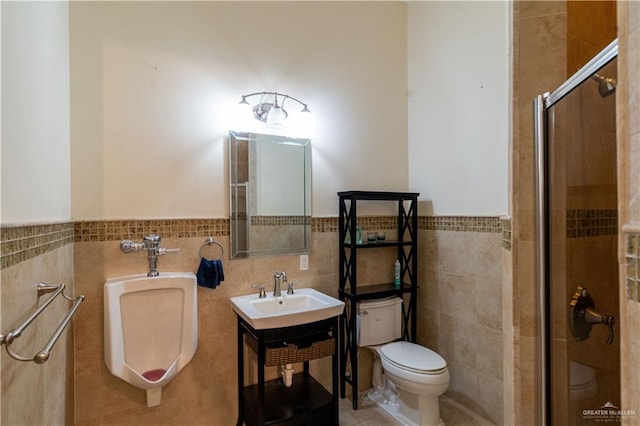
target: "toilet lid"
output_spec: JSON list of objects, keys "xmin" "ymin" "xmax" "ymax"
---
[
  {"xmin": 381, "ymin": 341, "xmax": 446, "ymax": 373},
  {"xmin": 570, "ymin": 361, "xmax": 596, "ymax": 388}
]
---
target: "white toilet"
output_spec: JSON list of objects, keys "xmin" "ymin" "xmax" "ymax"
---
[
  {"xmin": 570, "ymin": 360, "xmax": 597, "ymax": 400},
  {"xmin": 104, "ymin": 272, "xmax": 198, "ymax": 407},
  {"xmin": 357, "ymin": 297, "xmax": 450, "ymax": 426}
]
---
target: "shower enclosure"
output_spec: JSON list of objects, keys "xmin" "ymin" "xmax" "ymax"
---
[{"xmin": 535, "ymin": 40, "xmax": 619, "ymax": 425}]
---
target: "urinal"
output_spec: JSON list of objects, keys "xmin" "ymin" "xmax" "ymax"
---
[{"xmin": 104, "ymin": 272, "xmax": 198, "ymax": 407}]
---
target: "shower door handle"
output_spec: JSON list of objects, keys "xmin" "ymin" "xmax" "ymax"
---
[{"xmin": 569, "ymin": 286, "xmax": 615, "ymax": 344}]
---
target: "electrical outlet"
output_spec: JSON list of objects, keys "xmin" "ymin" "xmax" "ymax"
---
[{"xmin": 299, "ymin": 254, "xmax": 309, "ymax": 271}]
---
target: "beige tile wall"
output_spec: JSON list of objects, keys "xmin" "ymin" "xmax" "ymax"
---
[
  {"xmin": 72, "ymin": 230, "xmax": 339, "ymax": 425},
  {"xmin": 618, "ymin": 0, "xmax": 640, "ymax": 420},
  {"xmin": 513, "ymin": 1, "xmax": 638, "ymax": 424},
  {"xmin": 67, "ymin": 215, "xmax": 506, "ymax": 425},
  {"xmin": 512, "ymin": 2, "xmax": 568, "ymax": 423},
  {"xmin": 418, "ymin": 218, "xmax": 505, "ymax": 425},
  {"xmin": 1, "ymin": 209, "xmax": 507, "ymax": 425},
  {"xmin": 0, "ymin": 239, "xmax": 75, "ymax": 426}
]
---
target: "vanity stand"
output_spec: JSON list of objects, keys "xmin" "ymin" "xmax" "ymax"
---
[
  {"xmin": 236, "ymin": 316, "xmax": 339, "ymax": 426},
  {"xmin": 337, "ymin": 190, "xmax": 419, "ymax": 410}
]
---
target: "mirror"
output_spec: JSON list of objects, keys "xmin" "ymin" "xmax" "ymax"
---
[{"xmin": 229, "ymin": 130, "xmax": 311, "ymax": 258}]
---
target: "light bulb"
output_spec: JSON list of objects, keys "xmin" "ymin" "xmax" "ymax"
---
[{"xmin": 266, "ymin": 105, "xmax": 287, "ymax": 128}]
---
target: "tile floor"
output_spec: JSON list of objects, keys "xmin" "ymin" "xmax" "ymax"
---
[{"xmin": 339, "ymin": 394, "xmax": 494, "ymax": 426}]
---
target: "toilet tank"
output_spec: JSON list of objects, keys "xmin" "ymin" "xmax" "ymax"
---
[{"xmin": 357, "ymin": 297, "xmax": 403, "ymax": 346}]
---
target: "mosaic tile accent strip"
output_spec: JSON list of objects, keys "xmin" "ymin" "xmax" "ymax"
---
[
  {"xmin": 74, "ymin": 219, "xmax": 230, "ymax": 242},
  {"xmin": 419, "ymin": 216, "xmax": 503, "ymax": 233},
  {"xmin": 351, "ymin": 216, "xmax": 399, "ymax": 232},
  {"xmin": 251, "ymin": 216, "xmax": 310, "ymax": 226},
  {"xmin": 502, "ymin": 218, "xmax": 512, "ymax": 251},
  {"xmin": 566, "ymin": 209, "xmax": 618, "ymax": 238},
  {"xmin": 312, "ymin": 217, "xmax": 338, "ymax": 233},
  {"xmin": 1, "ymin": 222, "xmax": 75, "ymax": 269},
  {"xmin": 625, "ymin": 232, "xmax": 640, "ymax": 302},
  {"xmin": 1, "ymin": 215, "xmax": 506, "ymax": 268}
]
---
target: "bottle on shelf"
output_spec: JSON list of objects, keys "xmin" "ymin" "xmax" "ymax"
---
[{"xmin": 394, "ymin": 260, "xmax": 401, "ymax": 287}]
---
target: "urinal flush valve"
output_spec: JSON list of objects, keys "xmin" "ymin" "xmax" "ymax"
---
[
  {"xmin": 569, "ymin": 286, "xmax": 615, "ymax": 345},
  {"xmin": 120, "ymin": 234, "xmax": 180, "ymax": 277}
]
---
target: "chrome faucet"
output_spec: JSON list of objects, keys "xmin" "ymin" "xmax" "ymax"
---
[
  {"xmin": 273, "ymin": 271, "xmax": 287, "ymax": 297},
  {"xmin": 120, "ymin": 234, "xmax": 180, "ymax": 277}
]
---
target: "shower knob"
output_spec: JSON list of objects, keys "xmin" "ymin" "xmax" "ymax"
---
[{"xmin": 569, "ymin": 286, "xmax": 615, "ymax": 344}]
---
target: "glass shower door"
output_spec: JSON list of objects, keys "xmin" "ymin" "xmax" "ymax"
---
[{"xmin": 536, "ymin": 41, "xmax": 620, "ymax": 426}]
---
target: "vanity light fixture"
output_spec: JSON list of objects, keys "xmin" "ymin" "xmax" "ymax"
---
[{"xmin": 239, "ymin": 91, "xmax": 310, "ymax": 129}]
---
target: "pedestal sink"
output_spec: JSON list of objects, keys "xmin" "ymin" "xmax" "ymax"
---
[{"xmin": 230, "ymin": 288, "xmax": 344, "ymax": 330}]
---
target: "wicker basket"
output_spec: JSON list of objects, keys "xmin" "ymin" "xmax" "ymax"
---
[{"xmin": 246, "ymin": 335, "xmax": 335, "ymax": 366}]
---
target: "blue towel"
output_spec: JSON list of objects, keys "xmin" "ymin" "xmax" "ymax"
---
[{"xmin": 196, "ymin": 258, "xmax": 225, "ymax": 289}]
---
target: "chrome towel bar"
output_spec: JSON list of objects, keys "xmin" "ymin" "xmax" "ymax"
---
[
  {"xmin": 0, "ymin": 283, "xmax": 84, "ymax": 364},
  {"xmin": 199, "ymin": 236, "xmax": 224, "ymax": 260}
]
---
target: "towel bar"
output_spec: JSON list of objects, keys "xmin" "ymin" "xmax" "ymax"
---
[
  {"xmin": 0, "ymin": 283, "xmax": 84, "ymax": 363},
  {"xmin": 199, "ymin": 236, "xmax": 224, "ymax": 260}
]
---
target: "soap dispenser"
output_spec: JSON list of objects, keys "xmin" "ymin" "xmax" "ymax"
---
[{"xmin": 394, "ymin": 260, "xmax": 401, "ymax": 287}]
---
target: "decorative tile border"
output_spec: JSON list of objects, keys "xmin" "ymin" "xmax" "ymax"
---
[
  {"xmin": 420, "ymin": 216, "xmax": 503, "ymax": 233},
  {"xmin": 626, "ymin": 232, "xmax": 640, "ymax": 302},
  {"xmin": 0, "ymin": 222, "xmax": 75, "ymax": 269},
  {"xmin": 348, "ymin": 216, "xmax": 399, "ymax": 232},
  {"xmin": 1, "ymin": 215, "xmax": 506, "ymax": 269},
  {"xmin": 74, "ymin": 219, "xmax": 229, "ymax": 242},
  {"xmin": 312, "ymin": 217, "xmax": 338, "ymax": 233},
  {"xmin": 566, "ymin": 209, "xmax": 618, "ymax": 238},
  {"xmin": 251, "ymin": 216, "xmax": 310, "ymax": 226},
  {"xmin": 502, "ymin": 218, "xmax": 512, "ymax": 251}
]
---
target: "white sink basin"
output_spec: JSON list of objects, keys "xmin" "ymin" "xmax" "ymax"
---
[{"xmin": 230, "ymin": 288, "xmax": 345, "ymax": 330}]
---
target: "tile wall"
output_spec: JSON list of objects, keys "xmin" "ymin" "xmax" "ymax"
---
[
  {"xmin": 419, "ymin": 216, "xmax": 506, "ymax": 425},
  {"xmin": 512, "ymin": 2, "xmax": 568, "ymax": 423},
  {"xmin": 1, "ymin": 214, "xmax": 506, "ymax": 424},
  {"xmin": 619, "ymin": 0, "xmax": 640, "ymax": 416},
  {"xmin": 0, "ymin": 224, "xmax": 75, "ymax": 426},
  {"xmin": 71, "ymin": 219, "xmax": 337, "ymax": 425}
]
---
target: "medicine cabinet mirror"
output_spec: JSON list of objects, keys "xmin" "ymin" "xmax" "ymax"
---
[{"xmin": 229, "ymin": 130, "xmax": 311, "ymax": 259}]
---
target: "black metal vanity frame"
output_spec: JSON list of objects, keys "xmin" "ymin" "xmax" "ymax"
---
[{"xmin": 236, "ymin": 315, "xmax": 339, "ymax": 426}]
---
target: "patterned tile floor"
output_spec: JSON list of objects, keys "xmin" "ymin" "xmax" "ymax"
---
[{"xmin": 339, "ymin": 395, "xmax": 494, "ymax": 426}]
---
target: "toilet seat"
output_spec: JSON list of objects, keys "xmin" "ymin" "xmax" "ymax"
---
[
  {"xmin": 381, "ymin": 341, "xmax": 447, "ymax": 375},
  {"xmin": 570, "ymin": 361, "xmax": 597, "ymax": 400}
]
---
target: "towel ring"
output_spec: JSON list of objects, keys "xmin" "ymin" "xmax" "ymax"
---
[{"xmin": 199, "ymin": 237, "xmax": 224, "ymax": 260}]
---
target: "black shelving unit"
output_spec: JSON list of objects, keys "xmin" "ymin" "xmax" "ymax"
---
[{"xmin": 337, "ymin": 190, "xmax": 419, "ymax": 410}]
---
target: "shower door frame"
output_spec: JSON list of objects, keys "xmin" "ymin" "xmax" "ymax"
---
[{"xmin": 534, "ymin": 38, "xmax": 618, "ymax": 425}]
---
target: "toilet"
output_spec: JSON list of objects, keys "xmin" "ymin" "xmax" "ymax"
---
[
  {"xmin": 104, "ymin": 272, "xmax": 198, "ymax": 407},
  {"xmin": 570, "ymin": 360, "xmax": 597, "ymax": 400},
  {"xmin": 357, "ymin": 297, "xmax": 449, "ymax": 426}
]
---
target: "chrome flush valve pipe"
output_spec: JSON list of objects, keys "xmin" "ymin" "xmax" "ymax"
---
[
  {"xmin": 144, "ymin": 234, "xmax": 162, "ymax": 277},
  {"xmin": 120, "ymin": 233, "xmax": 180, "ymax": 277}
]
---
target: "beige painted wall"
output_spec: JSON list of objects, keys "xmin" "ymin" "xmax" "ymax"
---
[
  {"xmin": 1, "ymin": 1, "xmax": 71, "ymax": 224},
  {"xmin": 69, "ymin": 1, "xmax": 409, "ymax": 220},
  {"xmin": 407, "ymin": 1, "xmax": 510, "ymax": 216}
]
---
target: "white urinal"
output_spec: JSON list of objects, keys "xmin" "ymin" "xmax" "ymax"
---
[{"xmin": 104, "ymin": 272, "xmax": 198, "ymax": 407}]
